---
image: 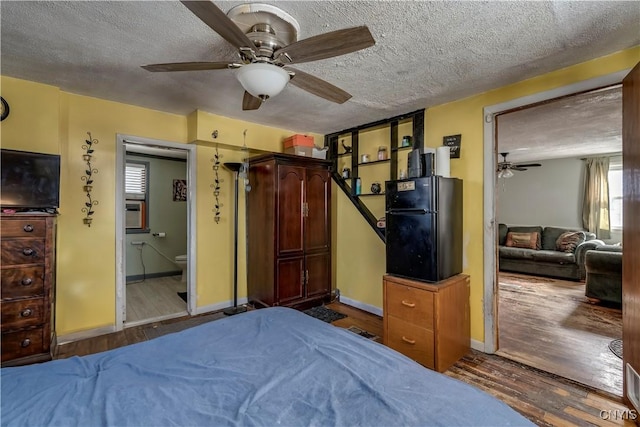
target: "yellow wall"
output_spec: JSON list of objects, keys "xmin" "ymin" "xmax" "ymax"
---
[
  {"xmin": 333, "ymin": 46, "xmax": 639, "ymax": 342},
  {"xmin": 1, "ymin": 76, "xmax": 321, "ymax": 335}
]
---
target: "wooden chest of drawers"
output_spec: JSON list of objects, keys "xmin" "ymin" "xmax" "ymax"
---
[
  {"xmin": 383, "ymin": 274, "xmax": 470, "ymax": 372},
  {"xmin": 1, "ymin": 214, "xmax": 56, "ymax": 366}
]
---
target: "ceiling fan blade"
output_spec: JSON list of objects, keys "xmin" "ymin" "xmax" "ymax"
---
[
  {"xmin": 516, "ymin": 163, "xmax": 542, "ymax": 168},
  {"xmin": 242, "ymin": 91, "xmax": 262, "ymax": 111},
  {"xmin": 287, "ymin": 67, "xmax": 351, "ymax": 104},
  {"xmin": 142, "ymin": 62, "xmax": 233, "ymax": 72},
  {"xmin": 275, "ymin": 26, "xmax": 375, "ymax": 65},
  {"xmin": 512, "ymin": 167, "xmax": 528, "ymax": 171},
  {"xmin": 180, "ymin": 1, "xmax": 254, "ymax": 50}
]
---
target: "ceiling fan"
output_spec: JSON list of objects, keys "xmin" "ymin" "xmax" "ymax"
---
[
  {"xmin": 497, "ymin": 152, "xmax": 542, "ymax": 178},
  {"xmin": 142, "ymin": 1, "xmax": 375, "ymax": 111}
]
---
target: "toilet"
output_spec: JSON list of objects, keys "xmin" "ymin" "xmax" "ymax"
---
[{"xmin": 174, "ymin": 254, "xmax": 187, "ymax": 283}]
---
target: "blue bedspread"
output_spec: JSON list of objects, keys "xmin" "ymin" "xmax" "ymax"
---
[{"xmin": 2, "ymin": 307, "xmax": 532, "ymax": 426}]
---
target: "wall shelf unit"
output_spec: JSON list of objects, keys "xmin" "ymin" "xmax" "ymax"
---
[{"xmin": 326, "ymin": 109, "xmax": 425, "ymax": 242}]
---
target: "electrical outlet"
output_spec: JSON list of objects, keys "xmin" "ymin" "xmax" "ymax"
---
[{"xmin": 131, "ymin": 241, "xmax": 145, "ymax": 246}]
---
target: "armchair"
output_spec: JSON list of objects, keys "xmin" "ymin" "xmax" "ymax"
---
[{"xmin": 584, "ymin": 245, "xmax": 622, "ymax": 305}]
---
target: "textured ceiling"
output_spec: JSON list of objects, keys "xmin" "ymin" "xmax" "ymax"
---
[
  {"xmin": 497, "ymin": 86, "xmax": 622, "ymax": 163},
  {"xmin": 1, "ymin": 1, "xmax": 638, "ymax": 158}
]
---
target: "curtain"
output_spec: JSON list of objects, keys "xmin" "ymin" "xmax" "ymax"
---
[{"xmin": 582, "ymin": 157, "xmax": 610, "ymax": 240}]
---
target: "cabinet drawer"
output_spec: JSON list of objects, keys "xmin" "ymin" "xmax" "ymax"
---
[
  {"xmin": 1, "ymin": 218, "xmax": 46, "ymax": 238},
  {"xmin": 1, "ymin": 239, "xmax": 46, "ymax": 266},
  {"xmin": 386, "ymin": 315, "xmax": 434, "ymax": 369},
  {"xmin": 1, "ymin": 298, "xmax": 45, "ymax": 331},
  {"xmin": 385, "ymin": 282, "xmax": 434, "ymax": 329},
  {"xmin": 1, "ymin": 327, "xmax": 46, "ymax": 362},
  {"xmin": 1, "ymin": 267, "xmax": 45, "ymax": 299}
]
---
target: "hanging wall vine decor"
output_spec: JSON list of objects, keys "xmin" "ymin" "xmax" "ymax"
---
[
  {"xmin": 211, "ymin": 145, "xmax": 223, "ymax": 224},
  {"xmin": 81, "ymin": 132, "xmax": 99, "ymax": 226}
]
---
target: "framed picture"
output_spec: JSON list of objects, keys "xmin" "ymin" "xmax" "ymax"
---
[
  {"xmin": 173, "ymin": 179, "xmax": 187, "ymax": 201},
  {"xmin": 443, "ymin": 134, "xmax": 462, "ymax": 159}
]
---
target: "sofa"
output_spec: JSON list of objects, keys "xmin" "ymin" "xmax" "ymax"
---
[
  {"xmin": 498, "ymin": 224, "xmax": 603, "ymax": 281},
  {"xmin": 585, "ymin": 245, "xmax": 622, "ymax": 305}
]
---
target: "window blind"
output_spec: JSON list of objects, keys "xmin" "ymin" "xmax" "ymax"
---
[{"xmin": 126, "ymin": 163, "xmax": 147, "ymax": 200}]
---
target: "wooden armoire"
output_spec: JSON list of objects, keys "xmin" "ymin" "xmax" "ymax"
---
[{"xmin": 247, "ymin": 153, "xmax": 331, "ymax": 309}]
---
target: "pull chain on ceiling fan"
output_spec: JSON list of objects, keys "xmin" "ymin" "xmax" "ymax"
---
[
  {"xmin": 497, "ymin": 152, "xmax": 542, "ymax": 178},
  {"xmin": 141, "ymin": 1, "xmax": 376, "ymax": 111}
]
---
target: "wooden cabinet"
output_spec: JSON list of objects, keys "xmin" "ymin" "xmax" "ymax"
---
[
  {"xmin": 383, "ymin": 273, "xmax": 469, "ymax": 372},
  {"xmin": 247, "ymin": 153, "xmax": 331, "ymax": 309},
  {"xmin": 1, "ymin": 214, "xmax": 56, "ymax": 366}
]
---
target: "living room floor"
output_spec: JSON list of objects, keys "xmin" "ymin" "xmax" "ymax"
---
[{"xmin": 497, "ymin": 272, "xmax": 623, "ymax": 396}]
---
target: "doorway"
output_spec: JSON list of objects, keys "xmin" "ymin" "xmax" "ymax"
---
[
  {"xmin": 482, "ymin": 70, "xmax": 629, "ymax": 392},
  {"xmin": 115, "ymin": 134, "xmax": 197, "ymax": 329}
]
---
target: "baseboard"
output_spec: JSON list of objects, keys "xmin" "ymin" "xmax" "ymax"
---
[
  {"xmin": 471, "ymin": 339, "xmax": 485, "ymax": 352},
  {"xmin": 339, "ymin": 296, "xmax": 383, "ymax": 317},
  {"xmin": 194, "ymin": 297, "xmax": 249, "ymax": 316},
  {"xmin": 126, "ymin": 271, "xmax": 182, "ymax": 282},
  {"xmin": 57, "ymin": 325, "xmax": 117, "ymax": 345}
]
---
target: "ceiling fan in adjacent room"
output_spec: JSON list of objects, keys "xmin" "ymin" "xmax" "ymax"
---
[
  {"xmin": 141, "ymin": 1, "xmax": 376, "ymax": 111},
  {"xmin": 497, "ymin": 152, "xmax": 542, "ymax": 178}
]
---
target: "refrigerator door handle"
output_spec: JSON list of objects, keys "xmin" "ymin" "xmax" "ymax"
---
[{"xmin": 387, "ymin": 209, "xmax": 429, "ymax": 215}]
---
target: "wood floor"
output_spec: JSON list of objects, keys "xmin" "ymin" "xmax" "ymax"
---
[
  {"xmin": 125, "ymin": 275, "xmax": 187, "ymax": 324},
  {"xmin": 56, "ymin": 300, "xmax": 635, "ymax": 426},
  {"xmin": 497, "ymin": 272, "xmax": 623, "ymax": 396}
]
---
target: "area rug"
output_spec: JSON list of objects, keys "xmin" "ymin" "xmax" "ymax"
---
[
  {"xmin": 143, "ymin": 312, "xmax": 226, "ymax": 340},
  {"xmin": 303, "ymin": 306, "xmax": 347, "ymax": 323},
  {"xmin": 609, "ymin": 339, "xmax": 623, "ymax": 359},
  {"xmin": 177, "ymin": 292, "xmax": 187, "ymax": 303},
  {"xmin": 347, "ymin": 326, "xmax": 380, "ymax": 341}
]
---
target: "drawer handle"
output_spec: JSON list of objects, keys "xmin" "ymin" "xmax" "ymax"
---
[
  {"xmin": 20, "ymin": 309, "xmax": 33, "ymax": 317},
  {"xmin": 401, "ymin": 336, "xmax": 416, "ymax": 345},
  {"xmin": 21, "ymin": 278, "xmax": 33, "ymax": 286},
  {"xmin": 21, "ymin": 338, "xmax": 31, "ymax": 348},
  {"xmin": 401, "ymin": 300, "xmax": 416, "ymax": 308},
  {"xmin": 22, "ymin": 248, "xmax": 35, "ymax": 256},
  {"xmin": 23, "ymin": 224, "xmax": 34, "ymax": 233}
]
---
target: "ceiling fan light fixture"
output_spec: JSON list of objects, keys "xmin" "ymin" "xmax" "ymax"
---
[
  {"xmin": 498, "ymin": 168, "xmax": 514, "ymax": 179},
  {"xmin": 236, "ymin": 62, "xmax": 289, "ymax": 100}
]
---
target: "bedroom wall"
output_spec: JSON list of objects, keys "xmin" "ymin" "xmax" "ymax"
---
[
  {"xmin": 0, "ymin": 75, "xmax": 322, "ymax": 336},
  {"xmin": 422, "ymin": 46, "xmax": 639, "ymax": 343},
  {"xmin": 497, "ymin": 157, "xmax": 584, "ymax": 228}
]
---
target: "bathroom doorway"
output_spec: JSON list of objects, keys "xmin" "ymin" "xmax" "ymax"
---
[{"xmin": 115, "ymin": 135, "xmax": 197, "ymax": 329}]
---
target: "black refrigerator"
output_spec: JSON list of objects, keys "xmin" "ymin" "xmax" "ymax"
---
[{"xmin": 385, "ymin": 176, "xmax": 463, "ymax": 283}]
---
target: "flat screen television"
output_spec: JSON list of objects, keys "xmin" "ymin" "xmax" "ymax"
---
[{"xmin": 1, "ymin": 149, "xmax": 61, "ymax": 210}]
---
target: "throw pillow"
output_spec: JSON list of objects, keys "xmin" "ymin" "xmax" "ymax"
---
[
  {"xmin": 555, "ymin": 231, "xmax": 586, "ymax": 253},
  {"xmin": 505, "ymin": 231, "xmax": 541, "ymax": 250}
]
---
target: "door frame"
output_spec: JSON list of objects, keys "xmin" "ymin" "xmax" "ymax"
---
[
  {"xmin": 115, "ymin": 134, "xmax": 197, "ymax": 331},
  {"xmin": 482, "ymin": 69, "xmax": 630, "ymax": 353}
]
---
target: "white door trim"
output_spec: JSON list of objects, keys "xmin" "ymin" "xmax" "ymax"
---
[
  {"xmin": 115, "ymin": 134, "xmax": 197, "ymax": 331},
  {"xmin": 482, "ymin": 69, "xmax": 629, "ymax": 353}
]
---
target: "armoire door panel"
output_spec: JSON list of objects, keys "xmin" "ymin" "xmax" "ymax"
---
[
  {"xmin": 277, "ymin": 165, "xmax": 305, "ymax": 255},
  {"xmin": 276, "ymin": 257, "xmax": 304, "ymax": 303},
  {"xmin": 306, "ymin": 252, "xmax": 331, "ymax": 298},
  {"xmin": 305, "ymin": 168, "xmax": 331, "ymax": 252}
]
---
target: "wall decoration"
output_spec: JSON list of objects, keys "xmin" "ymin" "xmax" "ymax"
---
[
  {"xmin": 211, "ymin": 147, "xmax": 223, "ymax": 223},
  {"xmin": 173, "ymin": 179, "xmax": 187, "ymax": 201},
  {"xmin": 81, "ymin": 132, "xmax": 99, "ymax": 226},
  {"xmin": 0, "ymin": 97, "xmax": 10, "ymax": 121},
  {"xmin": 443, "ymin": 134, "xmax": 462, "ymax": 158}
]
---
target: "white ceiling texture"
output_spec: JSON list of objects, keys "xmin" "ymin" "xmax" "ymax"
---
[{"xmin": 1, "ymin": 1, "xmax": 638, "ymax": 162}]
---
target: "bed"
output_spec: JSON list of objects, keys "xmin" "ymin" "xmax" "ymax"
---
[{"xmin": 1, "ymin": 307, "xmax": 531, "ymax": 426}]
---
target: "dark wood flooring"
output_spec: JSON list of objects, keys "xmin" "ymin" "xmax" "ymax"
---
[
  {"xmin": 497, "ymin": 272, "xmax": 623, "ymax": 396},
  {"xmin": 56, "ymin": 301, "xmax": 635, "ymax": 426}
]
